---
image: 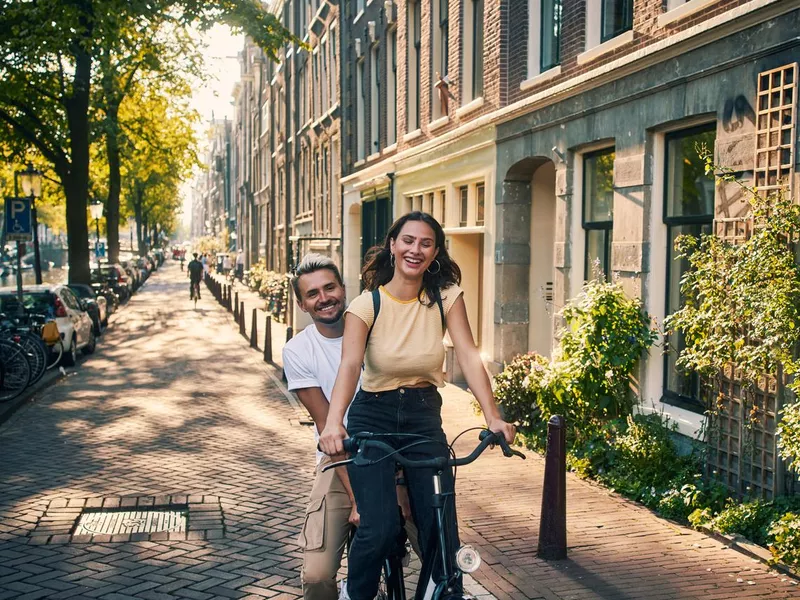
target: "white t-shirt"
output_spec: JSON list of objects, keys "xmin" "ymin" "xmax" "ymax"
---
[{"xmin": 282, "ymin": 325, "xmax": 352, "ymax": 465}]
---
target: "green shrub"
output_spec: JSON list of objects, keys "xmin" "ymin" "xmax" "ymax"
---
[
  {"xmin": 707, "ymin": 500, "xmax": 778, "ymax": 547},
  {"xmin": 769, "ymin": 513, "xmax": 800, "ymax": 568},
  {"xmin": 612, "ymin": 414, "xmax": 679, "ymax": 488},
  {"xmin": 778, "ymin": 401, "xmax": 800, "ymax": 474},
  {"xmin": 492, "ymin": 352, "xmax": 547, "ymax": 432}
]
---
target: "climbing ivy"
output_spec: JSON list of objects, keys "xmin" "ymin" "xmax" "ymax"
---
[{"xmin": 663, "ymin": 147, "xmax": 800, "ymax": 472}]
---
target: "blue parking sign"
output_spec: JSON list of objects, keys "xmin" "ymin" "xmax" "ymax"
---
[{"xmin": 4, "ymin": 196, "xmax": 32, "ymax": 242}]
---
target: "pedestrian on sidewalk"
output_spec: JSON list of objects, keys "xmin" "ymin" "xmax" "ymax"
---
[
  {"xmin": 284, "ymin": 253, "xmax": 418, "ymax": 600},
  {"xmin": 235, "ymin": 250, "xmax": 245, "ymax": 282},
  {"xmin": 187, "ymin": 253, "xmax": 203, "ymax": 300},
  {"xmin": 318, "ymin": 212, "xmax": 515, "ymax": 600},
  {"xmin": 201, "ymin": 253, "xmax": 209, "ymax": 275},
  {"xmin": 222, "ymin": 253, "xmax": 232, "ymax": 276}
]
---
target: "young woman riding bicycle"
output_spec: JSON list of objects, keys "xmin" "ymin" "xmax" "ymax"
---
[{"xmin": 318, "ymin": 212, "xmax": 515, "ymax": 600}]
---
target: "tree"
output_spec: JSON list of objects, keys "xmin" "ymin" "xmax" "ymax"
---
[
  {"xmin": 119, "ymin": 82, "xmax": 197, "ymax": 253},
  {"xmin": 0, "ymin": 0, "xmax": 296, "ymax": 283}
]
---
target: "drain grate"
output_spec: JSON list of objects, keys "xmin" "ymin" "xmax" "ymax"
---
[
  {"xmin": 30, "ymin": 495, "xmax": 225, "ymax": 544},
  {"xmin": 74, "ymin": 509, "xmax": 187, "ymax": 536}
]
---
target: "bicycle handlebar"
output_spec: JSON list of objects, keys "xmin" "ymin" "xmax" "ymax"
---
[{"xmin": 322, "ymin": 430, "xmax": 525, "ymax": 473}]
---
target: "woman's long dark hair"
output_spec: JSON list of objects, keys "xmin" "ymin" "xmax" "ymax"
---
[{"xmin": 362, "ymin": 211, "xmax": 461, "ymax": 306}]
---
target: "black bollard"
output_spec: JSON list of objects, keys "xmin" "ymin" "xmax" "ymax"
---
[
  {"xmin": 239, "ymin": 301, "xmax": 246, "ymax": 336},
  {"xmin": 233, "ymin": 292, "xmax": 239, "ymax": 321},
  {"xmin": 222, "ymin": 284, "xmax": 227, "ymax": 307},
  {"xmin": 227, "ymin": 286, "xmax": 232, "ymax": 311},
  {"xmin": 537, "ymin": 415, "xmax": 567, "ymax": 560},
  {"xmin": 263, "ymin": 315, "xmax": 272, "ymax": 363},
  {"xmin": 250, "ymin": 308, "xmax": 258, "ymax": 349}
]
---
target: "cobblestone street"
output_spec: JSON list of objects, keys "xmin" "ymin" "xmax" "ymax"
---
[{"xmin": 1, "ymin": 264, "xmax": 799, "ymax": 599}]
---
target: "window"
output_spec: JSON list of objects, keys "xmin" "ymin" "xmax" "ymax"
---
[
  {"xmin": 439, "ymin": 0, "xmax": 449, "ymax": 76},
  {"xmin": 663, "ymin": 125, "xmax": 717, "ymax": 412},
  {"xmin": 361, "ymin": 196, "xmax": 391, "ymax": 263},
  {"xmin": 432, "ymin": 0, "xmax": 450, "ymax": 119},
  {"xmin": 356, "ymin": 60, "xmax": 365, "ymax": 161},
  {"xmin": 601, "ymin": 0, "xmax": 633, "ymax": 42},
  {"xmin": 476, "ymin": 183, "xmax": 485, "ymax": 226},
  {"xmin": 582, "ymin": 148, "xmax": 615, "ymax": 280},
  {"xmin": 387, "ymin": 30, "xmax": 397, "ymax": 145},
  {"xmin": 370, "ymin": 46, "xmax": 380, "ymax": 155},
  {"xmin": 462, "ymin": 0, "xmax": 484, "ymax": 103},
  {"xmin": 320, "ymin": 38, "xmax": 328, "ymax": 111},
  {"xmin": 407, "ymin": 1, "xmax": 421, "ymax": 131},
  {"xmin": 459, "ymin": 186, "xmax": 469, "ymax": 226},
  {"xmin": 540, "ymin": 0, "xmax": 561, "ymax": 72},
  {"xmin": 330, "ymin": 24, "xmax": 338, "ymax": 107},
  {"xmin": 472, "ymin": 0, "xmax": 483, "ymax": 99}
]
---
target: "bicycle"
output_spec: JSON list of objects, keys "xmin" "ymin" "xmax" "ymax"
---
[
  {"xmin": 190, "ymin": 280, "xmax": 201, "ymax": 309},
  {"xmin": 0, "ymin": 337, "xmax": 32, "ymax": 402},
  {"xmin": 325, "ymin": 430, "xmax": 525, "ymax": 600}
]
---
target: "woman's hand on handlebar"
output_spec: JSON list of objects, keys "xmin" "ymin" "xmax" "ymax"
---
[
  {"xmin": 318, "ymin": 421, "xmax": 348, "ymax": 456},
  {"xmin": 486, "ymin": 416, "xmax": 516, "ymax": 444}
]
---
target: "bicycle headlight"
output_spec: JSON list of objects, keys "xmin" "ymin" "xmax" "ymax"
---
[{"xmin": 455, "ymin": 544, "xmax": 481, "ymax": 573}]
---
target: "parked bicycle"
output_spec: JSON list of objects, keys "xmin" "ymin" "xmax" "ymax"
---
[{"xmin": 324, "ymin": 429, "xmax": 525, "ymax": 600}]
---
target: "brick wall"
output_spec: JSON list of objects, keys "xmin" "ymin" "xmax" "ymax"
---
[{"xmin": 513, "ymin": 0, "xmax": 753, "ymax": 102}]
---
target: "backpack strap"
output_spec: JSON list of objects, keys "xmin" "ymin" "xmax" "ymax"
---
[
  {"xmin": 434, "ymin": 287, "xmax": 445, "ymax": 333},
  {"xmin": 365, "ymin": 288, "xmax": 381, "ymax": 346}
]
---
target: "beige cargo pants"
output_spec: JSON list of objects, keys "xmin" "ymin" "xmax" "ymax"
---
[{"xmin": 298, "ymin": 456, "xmax": 420, "ymax": 600}]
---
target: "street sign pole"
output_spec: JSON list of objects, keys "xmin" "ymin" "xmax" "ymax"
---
[{"xmin": 5, "ymin": 196, "xmax": 33, "ymax": 313}]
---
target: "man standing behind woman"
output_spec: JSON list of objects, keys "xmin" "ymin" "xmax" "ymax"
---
[{"xmin": 319, "ymin": 212, "xmax": 515, "ymax": 600}]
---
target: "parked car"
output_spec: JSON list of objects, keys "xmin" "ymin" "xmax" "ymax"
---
[
  {"xmin": 0, "ymin": 285, "xmax": 96, "ymax": 366},
  {"xmin": 120, "ymin": 259, "xmax": 141, "ymax": 290},
  {"xmin": 91, "ymin": 281, "xmax": 119, "ymax": 314},
  {"xmin": 136, "ymin": 256, "xmax": 152, "ymax": 281},
  {"xmin": 68, "ymin": 283, "xmax": 108, "ymax": 335},
  {"xmin": 92, "ymin": 263, "xmax": 130, "ymax": 303}
]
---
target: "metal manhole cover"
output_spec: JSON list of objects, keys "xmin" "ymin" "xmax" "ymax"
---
[{"xmin": 73, "ymin": 509, "xmax": 187, "ymax": 536}]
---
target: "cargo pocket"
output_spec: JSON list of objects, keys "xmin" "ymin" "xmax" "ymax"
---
[{"xmin": 297, "ymin": 496, "xmax": 326, "ymax": 551}]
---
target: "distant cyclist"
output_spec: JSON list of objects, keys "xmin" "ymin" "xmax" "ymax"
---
[{"xmin": 187, "ymin": 252, "xmax": 203, "ymax": 300}]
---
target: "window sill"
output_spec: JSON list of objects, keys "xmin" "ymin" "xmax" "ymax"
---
[
  {"xmin": 428, "ymin": 115, "xmax": 450, "ymax": 132},
  {"xmin": 577, "ymin": 30, "xmax": 634, "ymax": 66},
  {"xmin": 520, "ymin": 65, "xmax": 562, "ymax": 91},
  {"xmin": 456, "ymin": 97, "xmax": 484, "ymax": 118},
  {"xmin": 367, "ymin": 152, "xmax": 381, "ymax": 162},
  {"xmin": 354, "ymin": 159, "xmax": 366, "ymax": 168},
  {"xmin": 403, "ymin": 129, "xmax": 422, "ymax": 143},
  {"xmin": 658, "ymin": 0, "xmax": 719, "ymax": 27},
  {"xmin": 383, "ymin": 143, "xmax": 398, "ymax": 153},
  {"xmin": 353, "ymin": 9, "xmax": 364, "ymax": 25}
]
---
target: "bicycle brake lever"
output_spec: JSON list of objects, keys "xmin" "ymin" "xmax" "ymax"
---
[{"xmin": 321, "ymin": 458, "xmax": 355, "ymax": 472}]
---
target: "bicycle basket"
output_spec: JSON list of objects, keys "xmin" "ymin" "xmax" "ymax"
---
[{"xmin": 41, "ymin": 321, "xmax": 60, "ymax": 344}]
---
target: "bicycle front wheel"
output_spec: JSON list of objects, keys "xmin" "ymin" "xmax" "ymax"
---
[
  {"xmin": 0, "ymin": 339, "xmax": 32, "ymax": 402},
  {"xmin": 17, "ymin": 333, "xmax": 47, "ymax": 385}
]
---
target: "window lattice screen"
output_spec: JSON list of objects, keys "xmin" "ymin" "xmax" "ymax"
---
[
  {"xmin": 705, "ymin": 63, "xmax": 799, "ymax": 499},
  {"xmin": 754, "ymin": 63, "xmax": 797, "ymax": 198}
]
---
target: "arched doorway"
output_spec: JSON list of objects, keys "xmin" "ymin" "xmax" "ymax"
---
[{"xmin": 500, "ymin": 157, "xmax": 557, "ymax": 359}]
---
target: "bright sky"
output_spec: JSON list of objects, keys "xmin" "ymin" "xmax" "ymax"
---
[{"xmin": 180, "ymin": 24, "xmax": 244, "ymax": 231}]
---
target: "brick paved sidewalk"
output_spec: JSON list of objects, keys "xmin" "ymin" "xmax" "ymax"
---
[{"xmin": 0, "ymin": 263, "xmax": 798, "ymax": 599}]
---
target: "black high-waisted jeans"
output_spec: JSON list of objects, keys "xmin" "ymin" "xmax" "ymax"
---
[{"xmin": 345, "ymin": 386, "xmax": 461, "ymax": 600}]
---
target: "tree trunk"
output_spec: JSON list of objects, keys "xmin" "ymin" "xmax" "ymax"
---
[
  {"xmin": 105, "ymin": 101, "xmax": 121, "ymax": 263},
  {"xmin": 134, "ymin": 187, "xmax": 144, "ymax": 255},
  {"xmin": 64, "ymin": 37, "xmax": 93, "ymax": 285}
]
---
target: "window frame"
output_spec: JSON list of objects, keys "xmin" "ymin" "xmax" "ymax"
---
[
  {"xmin": 439, "ymin": 0, "xmax": 450, "ymax": 77},
  {"xmin": 582, "ymin": 147, "xmax": 615, "ymax": 281},
  {"xmin": 540, "ymin": 0, "xmax": 561, "ymax": 73},
  {"xmin": 661, "ymin": 123, "xmax": 717, "ymax": 413},
  {"xmin": 600, "ymin": 0, "xmax": 633, "ymax": 43},
  {"xmin": 472, "ymin": 0, "xmax": 484, "ymax": 99}
]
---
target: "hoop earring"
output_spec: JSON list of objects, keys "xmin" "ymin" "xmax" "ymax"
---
[
  {"xmin": 427, "ymin": 259, "xmax": 441, "ymax": 274},
  {"xmin": 390, "ymin": 254, "xmax": 396, "ymax": 268}
]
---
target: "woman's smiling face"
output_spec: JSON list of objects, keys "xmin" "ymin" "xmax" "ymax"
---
[{"xmin": 390, "ymin": 220, "xmax": 439, "ymax": 278}]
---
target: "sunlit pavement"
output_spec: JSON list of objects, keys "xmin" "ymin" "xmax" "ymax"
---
[{"xmin": 0, "ymin": 263, "xmax": 798, "ymax": 599}]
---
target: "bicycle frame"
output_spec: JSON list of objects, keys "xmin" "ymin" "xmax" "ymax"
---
[{"xmin": 325, "ymin": 431, "xmax": 524, "ymax": 600}]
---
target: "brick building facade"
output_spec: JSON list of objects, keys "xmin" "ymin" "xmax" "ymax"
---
[{"xmin": 196, "ymin": 1, "xmax": 800, "ymax": 445}]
